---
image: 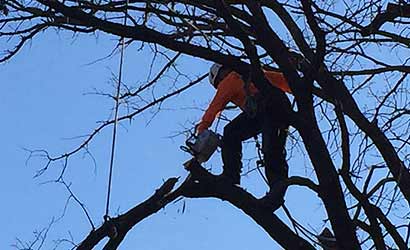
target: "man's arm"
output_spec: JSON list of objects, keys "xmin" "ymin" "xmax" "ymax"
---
[
  {"xmin": 196, "ymin": 75, "xmax": 235, "ymax": 134},
  {"xmin": 264, "ymin": 71, "xmax": 292, "ymax": 93}
]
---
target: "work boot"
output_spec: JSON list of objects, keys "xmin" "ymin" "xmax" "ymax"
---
[{"xmin": 259, "ymin": 179, "xmax": 287, "ymax": 211}]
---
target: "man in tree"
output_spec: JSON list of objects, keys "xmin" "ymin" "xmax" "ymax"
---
[{"xmin": 196, "ymin": 62, "xmax": 296, "ymax": 208}]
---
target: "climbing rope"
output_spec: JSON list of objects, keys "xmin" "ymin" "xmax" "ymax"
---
[
  {"xmin": 104, "ymin": 0, "xmax": 129, "ymax": 222},
  {"xmin": 254, "ymin": 135, "xmax": 269, "ymax": 186},
  {"xmin": 242, "ymin": 72, "xmax": 258, "ymax": 118}
]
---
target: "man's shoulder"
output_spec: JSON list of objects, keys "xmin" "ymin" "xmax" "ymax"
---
[
  {"xmin": 220, "ymin": 71, "xmax": 242, "ymax": 86},
  {"xmin": 264, "ymin": 69, "xmax": 283, "ymax": 75}
]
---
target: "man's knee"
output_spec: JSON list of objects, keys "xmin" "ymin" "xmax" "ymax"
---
[
  {"xmin": 223, "ymin": 123, "xmax": 239, "ymax": 143},
  {"xmin": 263, "ymin": 145, "xmax": 287, "ymax": 166},
  {"xmin": 263, "ymin": 142, "xmax": 285, "ymax": 155}
]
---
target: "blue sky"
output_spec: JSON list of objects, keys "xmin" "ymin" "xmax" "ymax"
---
[
  {"xmin": 3, "ymin": 0, "xmax": 410, "ymax": 248},
  {"xmin": 1, "ymin": 30, "xmax": 327, "ymax": 250}
]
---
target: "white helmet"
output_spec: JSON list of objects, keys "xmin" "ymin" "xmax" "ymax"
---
[{"xmin": 209, "ymin": 63, "xmax": 223, "ymax": 87}]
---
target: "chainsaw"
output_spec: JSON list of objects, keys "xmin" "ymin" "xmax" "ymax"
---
[{"xmin": 181, "ymin": 129, "xmax": 222, "ymax": 167}]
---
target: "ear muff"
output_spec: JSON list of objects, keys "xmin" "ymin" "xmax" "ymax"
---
[{"xmin": 209, "ymin": 63, "xmax": 223, "ymax": 87}]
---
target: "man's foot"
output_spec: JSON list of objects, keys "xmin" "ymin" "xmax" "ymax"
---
[{"xmin": 259, "ymin": 180, "xmax": 287, "ymax": 210}]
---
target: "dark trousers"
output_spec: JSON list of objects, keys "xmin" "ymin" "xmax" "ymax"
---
[{"xmin": 221, "ymin": 97, "xmax": 289, "ymax": 188}]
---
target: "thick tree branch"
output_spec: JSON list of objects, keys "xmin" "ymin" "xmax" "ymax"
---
[
  {"xmin": 183, "ymin": 160, "xmax": 315, "ymax": 250},
  {"xmin": 244, "ymin": 3, "xmax": 360, "ymax": 248},
  {"xmin": 335, "ymin": 106, "xmax": 386, "ymax": 250},
  {"xmin": 77, "ymin": 177, "xmax": 181, "ymax": 250},
  {"xmin": 362, "ymin": 3, "xmax": 410, "ymax": 36},
  {"xmin": 76, "ymin": 161, "xmax": 316, "ymax": 250},
  {"xmin": 36, "ymin": 0, "xmax": 250, "ymax": 73},
  {"xmin": 315, "ymin": 70, "xmax": 410, "ymax": 206}
]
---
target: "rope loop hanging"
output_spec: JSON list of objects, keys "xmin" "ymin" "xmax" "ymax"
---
[
  {"xmin": 254, "ymin": 135, "xmax": 269, "ymax": 186},
  {"xmin": 104, "ymin": 0, "xmax": 129, "ymax": 221}
]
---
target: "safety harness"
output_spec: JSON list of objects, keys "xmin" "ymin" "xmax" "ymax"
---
[{"xmin": 242, "ymin": 72, "xmax": 258, "ymax": 118}]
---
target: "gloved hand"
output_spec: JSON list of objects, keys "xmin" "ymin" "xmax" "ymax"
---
[{"xmin": 195, "ymin": 122, "xmax": 207, "ymax": 136}]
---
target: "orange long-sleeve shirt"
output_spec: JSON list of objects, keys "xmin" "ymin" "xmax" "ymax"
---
[{"xmin": 197, "ymin": 70, "xmax": 291, "ymax": 133}]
